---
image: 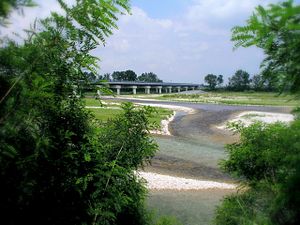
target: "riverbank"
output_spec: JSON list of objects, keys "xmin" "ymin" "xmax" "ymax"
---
[
  {"xmin": 138, "ymin": 171, "xmax": 236, "ymax": 190},
  {"xmin": 216, "ymin": 111, "xmax": 294, "ymax": 130}
]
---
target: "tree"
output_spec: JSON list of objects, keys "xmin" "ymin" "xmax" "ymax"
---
[
  {"xmin": 251, "ymin": 74, "xmax": 265, "ymax": 91},
  {"xmin": 0, "ymin": 0, "xmax": 161, "ymax": 224},
  {"xmin": 101, "ymin": 73, "xmax": 111, "ymax": 81},
  {"xmin": 217, "ymin": 75, "xmax": 223, "ymax": 87},
  {"xmin": 231, "ymin": 0, "xmax": 300, "ymax": 93},
  {"xmin": 214, "ymin": 1, "xmax": 300, "ymax": 224},
  {"xmin": 228, "ymin": 69, "xmax": 251, "ymax": 91},
  {"xmin": 0, "ymin": 0, "xmax": 35, "ymax": 24},
  {"xmin": 138, "ymin": 72, "xmax": 162, "ymax": 83},
  {"xmin": 214, "ymin": 121, "xmax": 300, "ymax": 225},
  {"xmin": 204, "ymin": 74, "xmax": 218, "ymax": 90},
  {"xmin": 112, "ymin": 70, "xmax": 137, "ymax": 81}
]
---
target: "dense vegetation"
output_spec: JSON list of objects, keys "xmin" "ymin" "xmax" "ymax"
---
[
  {"xmin": 214, "ymin": 1, "xmax": 300, "ymax": 224},
  {"xmin": 0, "ymin": 1, "xmax": 173, "ymax": 224},
  {"xmin": 214, "ymin": 121, "xmax": 300, "ymax": 225},
  {"xmin": 0, "ymin": 0, "xmax": 35, "ymax": 24},
  {"xmin": 231, "ymin": 0, "xmax": 300, "ymax": 93},
  {"xmin": 110, "ymin": 71, "xmax": 163, "ymax": 82},
  {"xmin": 204, "ymin": 70, "xmax": 277, "ymax": 92}
]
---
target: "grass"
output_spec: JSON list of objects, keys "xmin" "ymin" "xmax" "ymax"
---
[
  {"xmin": 84, "ymin": 98, "xmax": 119, "ymax": 107},
  {"xmin": 88, "ymin": 108, "xmax": 122, "ymax": 121},
  {"xmin": 149, "ymin": 91, "xmax": 299, "ymax": 106},
  {"xmin": 84, "ymin": 98, "xmax": 173, "ymax": 125}
]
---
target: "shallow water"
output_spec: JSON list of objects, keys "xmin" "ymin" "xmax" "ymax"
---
[
  {"xmin": 145, "ymin": 135, "xmax": 235, "ymax": 224},
  {"xmin": 148, "ymin": 190, "xmax": 235, "ymax": 225},
  {"xmin": 138, "ymin": 99, "xmax": 290, "ymax": 225},
  {"xmin": 154, "ymin": 136, "xmax": 225, "ymax": 169}
]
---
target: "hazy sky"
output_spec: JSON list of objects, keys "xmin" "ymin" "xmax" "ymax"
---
[{"xmin": 2, "ymin": 0, "xmax": 299, "ymax": 83}]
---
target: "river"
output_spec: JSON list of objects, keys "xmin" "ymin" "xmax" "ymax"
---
[{"xmin": 105, "ymin": 97, "xmax": 292, "ymax": 225}]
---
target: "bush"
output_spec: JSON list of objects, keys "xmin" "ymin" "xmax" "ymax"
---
[{"xmin": 214, "ymin": 120, "xmax": 300, "ymax": 225}]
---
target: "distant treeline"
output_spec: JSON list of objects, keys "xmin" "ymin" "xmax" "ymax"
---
[
  {"xmin": 85, "ymin": 70, "xmax": 163, "ymax": 83},
  {"xmin": 204, "ymin": 69, "xmax": 279, "ymax": 92}
]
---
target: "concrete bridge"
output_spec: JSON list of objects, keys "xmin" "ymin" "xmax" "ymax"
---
[{"xmin": 96, "ymin": 81, "xmax": 202, "ymax": 95}]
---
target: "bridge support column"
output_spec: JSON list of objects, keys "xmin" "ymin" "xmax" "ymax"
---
[
  {"xmin": 176, "ymin": 87, "xmax": 181, "ymax": 93},
  {"xmin": 192, "ymin": 87, "xmax": 195, "ymax": 91},
  {"xmin": 185, "ymin": 87, "xmax": 188, "ymax": 91},
  {"xmin": 144, "ymin": 86, "xmax": 151, "ymax": 94},
  {"xmin": 96, "ymin": 85, "xmax": 102, "ymax": 98},
  {"xmin": 167, "ymin": 86, "xmax": 172, "ymax": 93},
  {"xmin": 156, "ymin": 86, "xmax": 162, "ymax": 94},
  {"xmin": 132, "ymin": 86, "xmax": 137, "ymax": 95},
  {"xmin": 116, "ymin": 87, "xmax": 121, "ymax": 95},
  {"xmin": 111, "ymin": 85, "xmax": 122, "ymax": 95}
]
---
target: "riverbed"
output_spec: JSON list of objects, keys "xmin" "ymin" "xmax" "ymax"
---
[{"xmin": 106, "ymin": 97, "xmax": 292, "ymax": 225}]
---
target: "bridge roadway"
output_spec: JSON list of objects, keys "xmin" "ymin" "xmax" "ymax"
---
[{"xmin": 95, "ymin": 81, "xmax": 202, "ymax": 95}]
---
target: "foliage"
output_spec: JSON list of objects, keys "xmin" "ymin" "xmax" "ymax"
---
[
  {"xmin": 0, "ymin": 0, "xmax": 165, "ymax": 224},
  {"xmin": 227, "ymin": 69, "xmax": 251, "ymax": 91},
  {"xmin": 99, "ymin": 73, "xmax": 111, "ymax": 81},
  {"xmin": 217, "ymin": 75, "xmax": 223, "ymax": 87},
  {"xmin": 251, "ymin": 74, "xmax": 265, "ymax": 91},
  {"xmin": 0, "ymin": 0, "xmax": 35, "ymax": 24},
  {"xmin": 112, "ymin": 70, "xmax": 138, "ymax": 81},
  {"xmin": 138, "ymin": 72, "xmax": 162, "ymax": 83},
  {"xmin": 231, "ymin": 0, "xmax": 300, "ymax": 93},
  {"xmin": 86, "ymin": 101, "xmax": 172, "ymax": 125},
  {"xmin": 216, "ymin": 1, "xmax": 300, "ymax": 223},
  {"xmin": 204, "ymin": 74, "xmax": 218, "ymax": 90},
  {"xmin": 204, "ymin": 74, "xmax": 223, "ymax": 90},
  {"xmin": 214, "ymin": 120, "xmax": 300, "ymax": 225}
]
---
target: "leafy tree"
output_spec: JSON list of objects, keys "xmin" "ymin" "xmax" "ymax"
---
[
  {"xmin": 138, "ymin": 72, "xmax": 162, "ymax": 83},
  {"xmin": 231, "ymin": 0, "xmax": 300, "ymax": 93},
  {"xmin": 228, "ymin": 69, "xmax": 251, "ymax": 91},
  {"xmin": 112, "ymin": 70, "xmax": 137, "ymax": 81},
  {"xmin": 215, "ymin": 1, "xmax": 300, "ymax": 225},
  {"xmin": 204, "ymin": 74, "xmax": 218, "ymax": 90},
  {"xmin": 251, "ymin": 74, "xmax": 263, "ymax": 91},
  {"xmin": 0, "ymin": 0, "xmax": 35, "ymax": 23},
  {"xmin": 0, "ymin": 0, "xmax": 163, "ymax": 224},
  {"xmin": 84, "ymin": 71, "xmax": 97, "ymax": 83},
  {"xmin": 217, "ymin": 75, "xmax": 223, "ymax": 87},
  {"xmin": 100, "ymin": 73, "xmax": 111, "ymax": 81},
  {"xmin": 214, "ymin": 121, "xmax": 300, "ymax": 225}
]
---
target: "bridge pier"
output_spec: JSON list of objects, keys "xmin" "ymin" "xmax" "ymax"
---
[
  {"xmin": 100, "ymin": 82, "xmax": 202, "ymax": 96},
  {"xmin": 111, "ymin": 85, "xmax": 122, "ymax": 95},
  {"xmin": 128, "ymin": 85, "xmax": 137, "ymax": 95},
  {"xmin": 144, "ymin": 86, "xmax": 151, "ymax": 94},
  {"xmin": 155, "ymin": 86, "xmax": 162, "ymax": 94}
]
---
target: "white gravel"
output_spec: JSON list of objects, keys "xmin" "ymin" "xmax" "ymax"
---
[
  {"xmin": 217, "ymin": 111, "xmax": 294, "ymax": 130},
  {"xmin": 135, "ymin": 103, "xmax": 195, "ymax": 114},
  {"xmin": 149, "ymin": 112, "xmax": 176, "ymax": 136},
  {"xmin": 136, "ymin": 103, "xmax": 195, "ymax": 136},
  {"xmin": 137, "ymin": 172, "xmax": 237, "ymax": 190}
]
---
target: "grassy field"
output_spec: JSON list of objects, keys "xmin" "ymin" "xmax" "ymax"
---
[
  {"xmin": 149, "ymin": 91, "xmax": 299, "ymax": 106},
  {"xmin": 84, "ymin": 98, "xmax": 173, "ymax": 125}
]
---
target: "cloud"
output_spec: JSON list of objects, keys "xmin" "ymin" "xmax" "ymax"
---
[
  {"xmin": 97, "ymin": 1, "xmax": 281, "ymax": 83},
  {"xmin": 0, "ymin": 0, "xmax": 73, "ymax": 39},
  {"xmin": 0, "ymin": 0, "xmax": 280, "ymax": 83}
]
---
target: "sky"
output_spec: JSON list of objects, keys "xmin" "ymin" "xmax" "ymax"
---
[{"xmin": 1, "ymin": 0, "xmax": 299, "ymax": 84}]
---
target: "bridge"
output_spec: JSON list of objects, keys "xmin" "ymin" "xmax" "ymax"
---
[{"xmin": 95, "ymin": 81, "xmax": 202, "ymax": 95}]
